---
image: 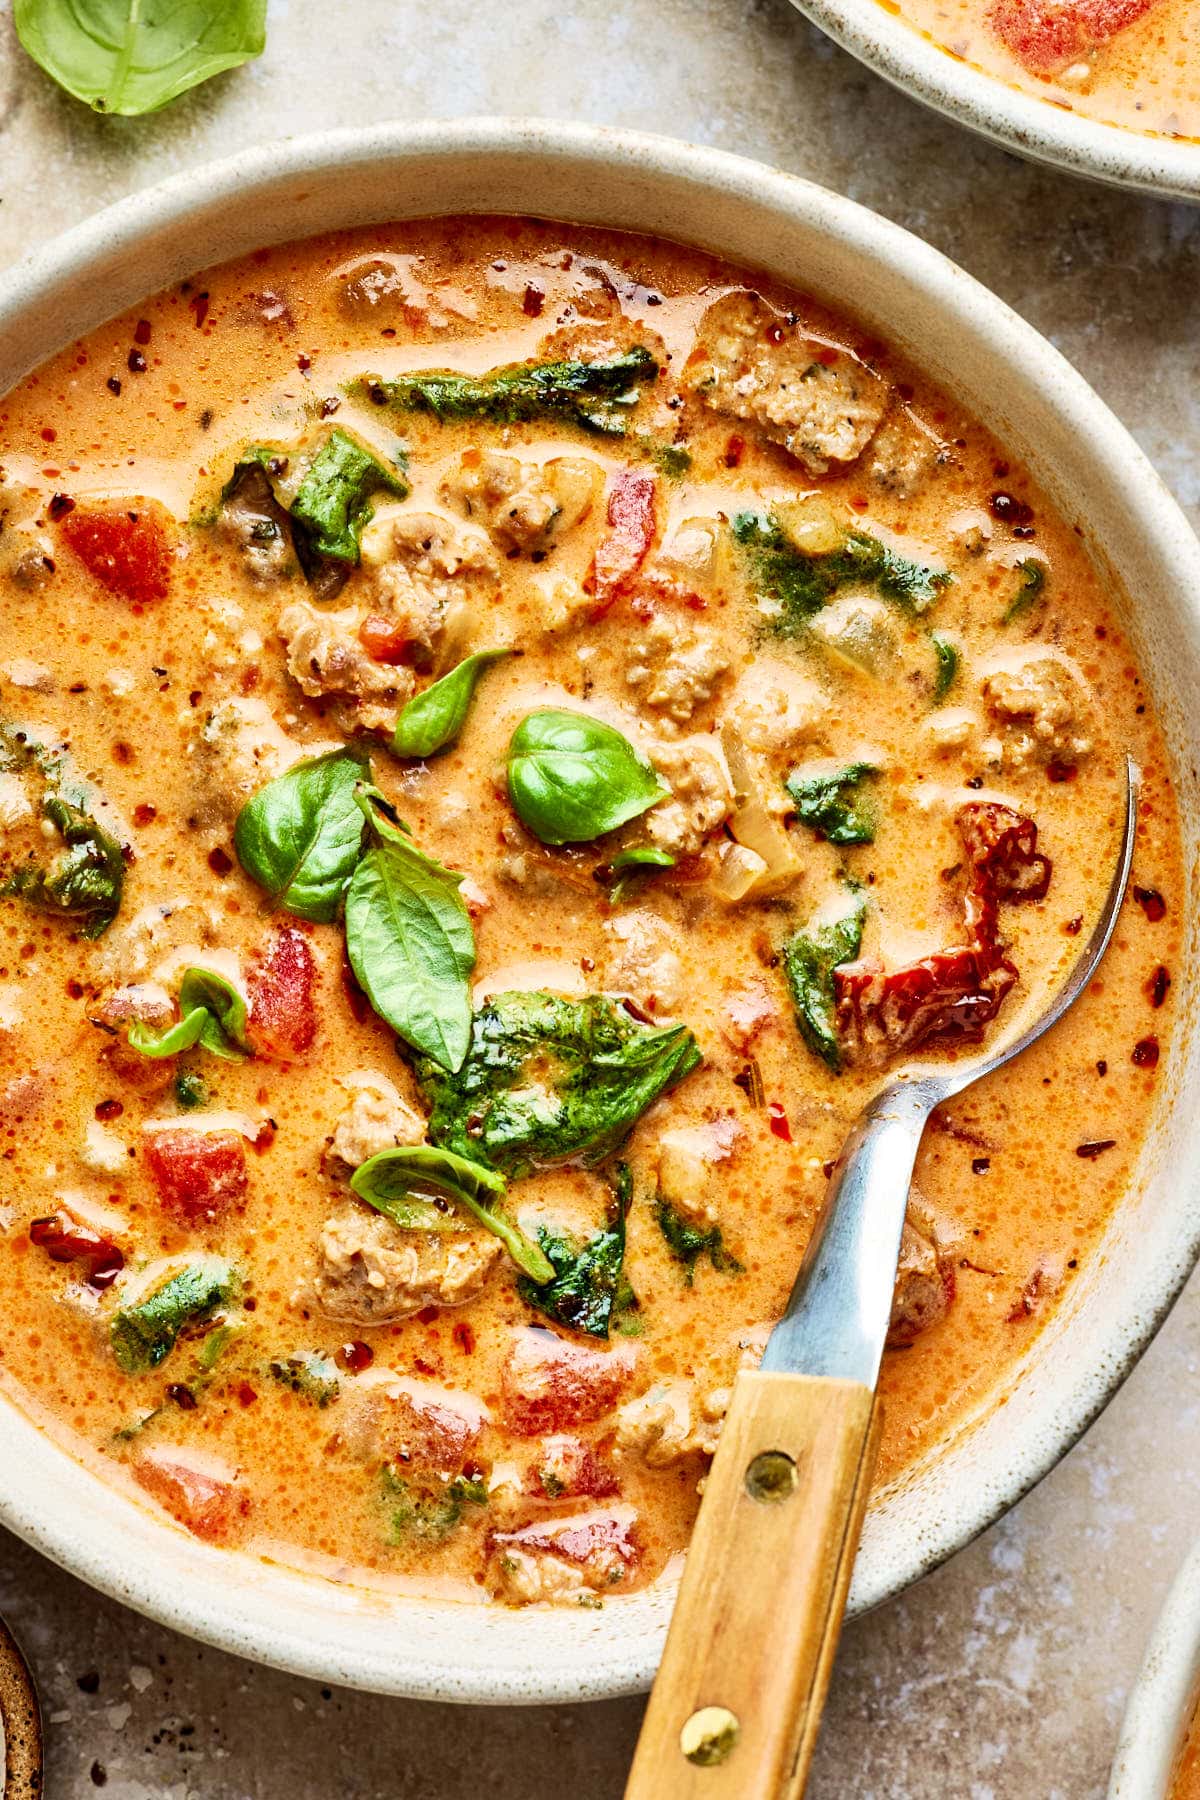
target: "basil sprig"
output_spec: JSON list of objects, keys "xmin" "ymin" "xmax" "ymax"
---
[
  {"xmin": 350, "ymin": 1144, "xmax": 554, "ymax": 1283},
  {"xmin": 128, "ymin": 967, "xmax": 251, "ymax": 1062},
  {"xmin": 392, "ymin": 649, "xmax": 512, "ymax": 760},
  {"xmin": 233, "ymin": 748, "xmax": 368, "ymax": 923},
  {"xmin": 344, "ymin": 786, "xmax": 476, "ymax": 1072},
  {"xmin": 507, "ymin": 709, "xmax": 668, "ymax": 846},
  {"xmin": 14, "ymin": 0, "xmax": 267, "ymax": 116}
]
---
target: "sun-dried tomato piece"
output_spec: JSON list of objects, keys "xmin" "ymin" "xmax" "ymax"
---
[
  {"xmin": 958, "ymin": 800, "xmax": 1051, "ymax": 951},
  {"xmin": 133, "ymin": 1449, "xmax": 250, "ymax": 1543},
  {"xmin": 245, "ymin": 927, "xmax": 318, "ymax": 1062},
  {"xmin": 524, "ymin": 1435, "xmax": 621, "ymax": 1501},
  {"xmin": 358, "ymin": 615, "xmax": 411, "ymax": 665},
  {"xmin": 587, "ymin": 470, "xmax": 657, "ymax": 619},
  {"xmin": 29, "ymin": 1211, "xmax": 124, "ymax": 1289},
  {"xmin": 143, "ymin": 1128, "xmax": 248, "ymax": 1226},
  {"xmin": 59, "ymin": 503, "xmax": 172, "ymax": 604},
  {"xmin": 836, "ymin": 948, "xmax": 1017, "ymax": 1063},
  {"xmin": 988, "ymin": 0, "xmax": 1155, "ymax": 72},
  {"xmin": 501, "ymin": 1330, "xmax": 636, "ymax": 1437}
]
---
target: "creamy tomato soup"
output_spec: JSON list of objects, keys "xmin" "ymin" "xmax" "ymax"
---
[
  {"xmin": 0, "ymin": 218, "xmax": 1181, "ymax": 1607},
  {"xmin": 1176, "ymin": 1707, "xmax": 1200, "ymax": 1800},
  {"xmin": 882, "ymin": 0, "xmax": 1200, "ymax": 140}
]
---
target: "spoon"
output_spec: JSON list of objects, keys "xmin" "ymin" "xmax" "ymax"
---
[{"xmin": 626, "ymin": 759, "xmax": 1138, "ymax": 1800}]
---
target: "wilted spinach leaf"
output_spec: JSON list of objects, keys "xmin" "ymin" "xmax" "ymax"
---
[
  {"xmin": 418, "ymin": 990, "xmax": 702, "ymax": 1177},
  {"xmin": 655, "ymin": 1196, "xmax": 743, "ymax": 1286},
  {"xmin": 518, "ymin": 1164, "xmax": 636, "ymax": 1337},
  {"xmin": 268, "ymin": 1351, "xmax": 340, "ymax": 1408},
  {"xmin": 382, "ymin": 1466, "xmax": 487, "ymax": 1543},
  {"xmin": 356, "ymin": 348, "xmax": 658, "ymax": 438},
  {"xmin": 1002, "ymin": 557, "xmax": 1047, "ymax": 624},
  {"xmin": 781, "ymin": 892, "xmax": 867, "ymax": 1073},
  {"xmin": 233, "ymin": 747, "xmax": 368, "ymax": 923},
  {"xmin": 733, "ymin": 510, "xmax": 950, "ymax": 633},
  {"xmin": 14, "ymin": 0, "xmax": 267, "ymax": 116},
  {"xmin": 110, "ymin": 1259, "xmax": 239, "ymax": 1374},
  {"xmin": 931, "ymin": 632, "xmax": 960, "ymax": 701},
  {"xmin": 0, "ymin": 724, "xmax": 124, "ymax": 937},
  {"xmin": 785, "ymin": 762, "xmax": 879, "ymax": 846}
]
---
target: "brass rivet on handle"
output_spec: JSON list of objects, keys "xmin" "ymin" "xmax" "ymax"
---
[
  {"xmin": 745, "ymin": 1449, "xmax": 798, "ymax": 1502},
  {"xmin": 680, "ymin": 1705, "xmax": 740, "ymax": 1767}
]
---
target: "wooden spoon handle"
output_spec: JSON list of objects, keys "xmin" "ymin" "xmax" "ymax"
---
[{"xmin": 624, "ymin": 1369, "xmax": 882, "ymax": 1800}]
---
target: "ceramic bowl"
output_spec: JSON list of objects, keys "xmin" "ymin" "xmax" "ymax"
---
[
  {"xmin": 788, "ymin": 0, "xmax": 1200, "ymax": 202},
  {"xmin": 1110, "ymin": 1539, "xmax": 1200, "ymax": 1797},
  {"xmin": 1, "ymin": 118, "xmax": 1200, "ymax": 1704}
]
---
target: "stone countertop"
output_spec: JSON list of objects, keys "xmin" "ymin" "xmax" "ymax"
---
[{"xmin": 1, "ymin": 2, "xmax": 1199, "ymax": 1794}]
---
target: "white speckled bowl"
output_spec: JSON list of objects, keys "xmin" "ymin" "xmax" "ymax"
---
[
  {"xmin": 1110, "ymin": 1540, "xmax": 1200, "ymax": 1797},
  {"xmin": 1, "ymin": 118, "xmax": 1200, "ymax": 1704},
  {"xmin": 789, "ymin": 0, "xmax": 1200, "ymax": 201}
]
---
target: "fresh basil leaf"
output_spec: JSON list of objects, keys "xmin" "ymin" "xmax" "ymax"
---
[
  {"xmin": 781, "ymin": 892, "xmax": 867, "ymax": 1073},
  {"xmin": 0, "ymin": 723, "xmax": 125, "ymax": 937},
  {"xmin": 419, "ymin": 990, "xmax": 702, "ymax": 1177},
  {"xmin": 597, "ymin": 845, "xmax": 676, "ymax": 905},
  {"xmin": 14, "ymin": 0, "xmax": 267, "ymax": 115},
  {"xmin": 110, "ymin": 1259, "xmax": 239, "ymax": 1374},
  {"xmin": 350, "ymin": 1143, "xmax": 554, "ymax": 1283},
  {"xmin": 655, "ymin": 1195, "xmax": 744, "ymax": 1286},
  {"xmin": 344, "ymin": 786, "xmax": 475, "ymax": 1072},
  {"xmin": 1003, "ymin": 557, "xmax": 1047, "ymax": 624},
  {"xmin": 127, "ymin": 966, "xmax": 251, "ymax": 1062},
  {"xmin": 507, "ymin": 709, "xmax": 667, "ymax": 846},
  {"xmin": 518, "ymin": 1163, "xmax": 636, "ymax": 1337},
  {"xmin": 733, "ymin": 510, "xmax": 951, "ymax": 633},
  {"xmin": 289, "ymin": 427, "xmax": 408, "ymax": 565},
  {"xmin": 354, "ymin": 348, "xmax": 659, "ymax": 438},
  {"xmin": 931, "ymin": 632, "xmax": 960, "ymax": 701},
  {"xmin": 392, "ymin": 650, "xmax": 513, "ymax": 760},
  {"xmin": 785, "ymin": 762, "xmax": 879, "ymax": 846},
  {"xmin": 233, "ymin": 748, "xmax": 368, "ymax": 923}
]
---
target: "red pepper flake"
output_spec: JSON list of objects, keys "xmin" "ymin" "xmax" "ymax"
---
[
  {"xmin": 723, "ymin": 434, "xmax": 745, "ymax": 469},
  {"xmin": 766, "ymin": 1101, "xmax": 791, "ymax": 1141},
  {"xmin": 336, "ymin": 1339, "xmax": 374, "ymax": 1374},
  {"xmin": 1063, "ymin": 916, "xmax": 1083, "ymax": 935},
  {"xmin": 1006, "ymin": 1267, "xmax": 1044, "ymax": 1322},
  {"xmin": 133, "ymin": 802, "xmax": 157, "ymax": 826},
  {"xmin": 94, "ymin": 1098, "xmax": 123, "ymax": 1121},
  {"xmin": 48, "ymin": 492, "xmax": 76, "ymax": 520},
  {"xmin": 1096, "ymin": 1059, "xmax": 1107, "ymax": 1075},
  {"xmin": 764, "ymin": 321, "xmax": 786, "ymax": 345},
  {"xmin": 41, "ymin": 426, "xmax": 57, "ymax": 443},
  {"xmin": 166, "ymin": 1383, "xmax": 198, "ymax": 1410},
  {"xmin": 416, "ymin": 1306, "xmax": 440, "ymax": 1326},
  {"xmin": 133, "ymin": 319, "xmax": 152, "ymax": 347},
  {"xmin": 989, "ymin": 491, "xmax": 1034, "ymax": 527},
  {"xmin": 1149, "ymin": 965, "xmax": 1171, "ymax": 1008},
  {"xmin": 972, "ymin": 1157, "xmax": 991, "ymax": 1174},
  {"xmin": 127, "ymin": 348, "xmax": 147, "ymax": 375},
  {"xmin": 297, "ymin": 352, "xmax": 312, "ymax": 372},
  {"xmin": 237, "ymin": 1382, "xmax": 258, "ymax": 1407},
  {"xmin": 1046, "ymin": 761, "xmax": 1077, "ymax": 783},
  {"xmin": 522, "ymin": 284, "xmax": 545, "ymax": 317},
  {"xmin": 1133, "ymin": 886, "xmax": 1166, "ymax": 922},
  {"xmin": 815, "ymin": 345, "xmax": 840, "ymax": 367},
  {"xmin": 848, "ymin": 494, "xmax": 870, "ymax": 513},
  {"xmin": 189, "ymin": 292, "xmax": 210, "ymax": 330},
  {"xmin": 29, "ymin": 1212, "xmax": 124, "ymax": 1289},
  {"xmin": 1132, "ymin": 1036, "xmax": 1160, "ymax": 1069},
  {"xmin": 453, "ymin": 1320, "xmax": 477, "ymax": 1355},
  {"xmin": 1075, "ymin": 1139, "xmax": 1116, "ymax": 1160},
  {"xmin": 207, "ymin": 846, "xmax": 234, "ymax": 877}
]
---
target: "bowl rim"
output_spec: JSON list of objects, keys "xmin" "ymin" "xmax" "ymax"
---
[
  {"xmin": 2, "ymin": 116, "xmax": 1200, "ymax": 1703},
  {"xmin": 1109, "ymin": 1538, "xmax": 1200, "ymax": 1797},
  {"xmin": 787, "ymin": 0, "xmax": 1200, "ymax": 201}
]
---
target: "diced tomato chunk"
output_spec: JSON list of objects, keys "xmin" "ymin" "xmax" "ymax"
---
[
  {"xmin": 501, "ymin": 1330, "xmax": 636, "ymax": 1437},
  {"xmin": 245, "ymin": 927, "xmax": 318, "ymax": 1062},
  {"xmin": 381, "ymin": 1387, "xmax": 485, "ymax": 1478},
  {"xmin": 59, "ymin": 503, "xmax": 172, "ymax": 604},
  {"xmin": 358, "ymin": 615, "xmax": 411, "ymax": 665},
  {"xmin": 587, "ymin": 470, "xmax": 657, "ymax": 619},
  {"xmin": 133, "ymin": 1449, "xmax": 250, "ymax": 1544},
  {"xmin": 524, "ymin": 1435, "xmax": 621, "ymax": 1501},
  {"xmin": 143, "ymin": 1128, "xmax": 248, "ymax": 1226},
  {"xmin": 493, "ymin": 1506, "xmax": 639, "ymax": 1576},
  {"xmin": 988, "ymin": 0, "xmax": 1155, "ymax": 72}
]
